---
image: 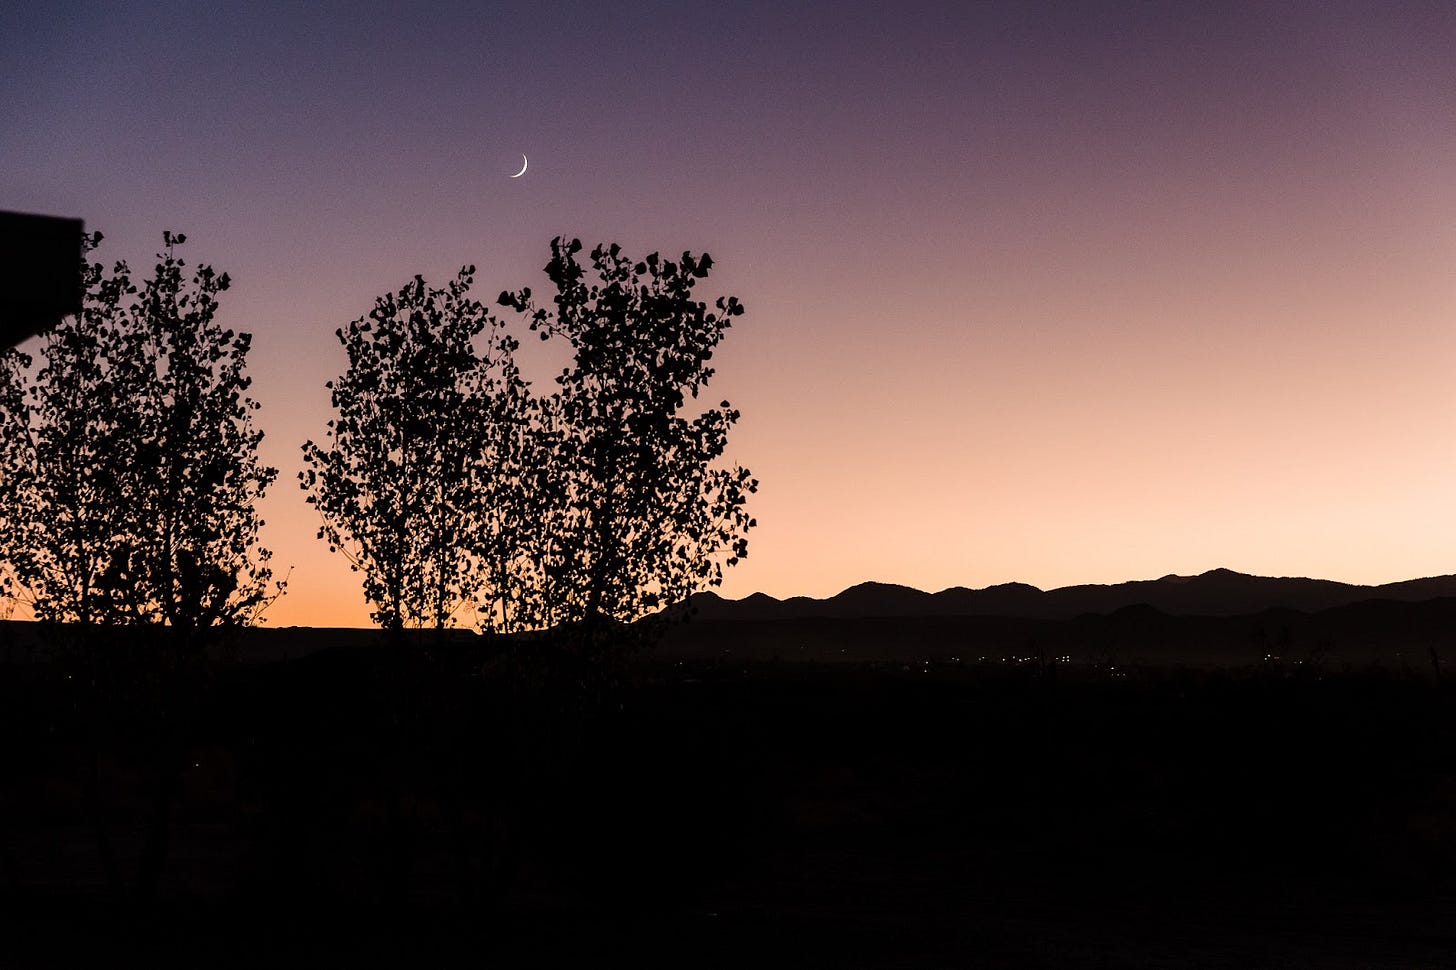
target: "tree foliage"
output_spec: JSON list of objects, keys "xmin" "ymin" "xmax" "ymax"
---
[
  {"xmin": 501, "ymin": 237, "xmax": 757, "ymax": 632},
  {"xmin": 4, "ymin": 236, "xmax": 134, "ymax": 625},
  {"xmin": 301, "ymin": 268, "xmax": 532, "ymax": 633},
  {"xmin": 0, "ymin": 232, "xmax": 280, "ymax": 634},
  {"xmin": 308, "ymin": 238, "xmax": 758, "ymax": 643}
]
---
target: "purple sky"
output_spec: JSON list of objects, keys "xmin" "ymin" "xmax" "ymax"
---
[{"xmin": 6, "ymin": 2, "xmax": 1456, "ymax": 626}]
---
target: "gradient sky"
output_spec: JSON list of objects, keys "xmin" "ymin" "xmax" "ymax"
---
[{"xmin": 5, "ymin": 1, "xmax": 1456, "ymax": 627}]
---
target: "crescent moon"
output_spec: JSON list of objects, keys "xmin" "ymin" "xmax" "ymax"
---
[{"xmin": 509, "ymin": 154, "xmax": 528, "ymax": 178}]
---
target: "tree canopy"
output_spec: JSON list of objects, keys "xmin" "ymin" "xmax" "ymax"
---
[
  {"xmin": 0, "ymin": 232, "xmax": 280, "ymax": 635},
  {"xmin": 307, "ymin": 237, "xmax": 757, "ymax": 642},
  {"xmin": 301, "ymin": 267, "xmax": 531, "ymax": 633},
  {"xmin": 499, "ymin": 238, "xmax": 757, "ymax": 633}
]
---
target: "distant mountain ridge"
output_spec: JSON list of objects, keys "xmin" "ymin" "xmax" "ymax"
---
[
  {"xmin": 686, "ymin": 568, "xmax": 1456, "ymax": 622},
  {"xmin": 6, "ymin": 567, "xmax": 1455, "ymax": 669}
]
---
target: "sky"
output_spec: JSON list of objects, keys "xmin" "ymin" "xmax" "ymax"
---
[{"xmin": 4, "ymin": 0, "xmax": 1456, "ymax": 627}]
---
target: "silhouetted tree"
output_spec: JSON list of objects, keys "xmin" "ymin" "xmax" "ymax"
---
[
  {"xmin": 0, "ymin": 231, "xmax": 279, "ymax": 901},
  {"xmin": 500, "ymin": 237, "xmax": 758, "ymax": 644},
  {"xmin": 302, "ymin": 267, "xmax": 526, "ymax": 634},
  {"xmin": 115, "ymin": 232, "xmax": 281, "ymax": 634},
  {"xmin": 301, "ymin": 267, "xmax": 542, "ymax": 902},
  {"xmin": 3, "ymin": 232, "xmax": 279, "ymax": 633},
  {"xmin": 5, "ymin": 231, "xmax": 281, "ymax": 634},
  {"xmin": 306, "ymin": 242, "xmax": 757, "ymax": 643},
  {"xmin": 299, "ymin": 241, "xmax": 758, "ymax": 903}
]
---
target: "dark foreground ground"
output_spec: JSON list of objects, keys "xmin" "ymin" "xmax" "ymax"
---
[{"xmin": 2, "ymin": 649, "xmax": 1455, "ymax": 967}]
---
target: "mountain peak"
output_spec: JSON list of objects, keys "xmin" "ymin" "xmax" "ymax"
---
[{"xmin": 837, "ymin": 581, "xmax": 926, "ymax": 596}]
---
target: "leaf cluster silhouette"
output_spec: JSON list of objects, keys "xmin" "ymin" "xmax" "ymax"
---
[
  {"xmin": 0, "ymin": 231, "xmax": 282, "ymax": 903},
  {"xmin": 302, "ymin": 236, "xmax": 758, "ymax": 644},
  {"xmin": 0, "ymin": 232, "xmax": 279, "ymax": 636}
]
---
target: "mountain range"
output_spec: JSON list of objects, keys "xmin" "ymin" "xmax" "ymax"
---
[
  {"xmin": 684, "ymin": 568, "xmax": 1456, "ymax": 622},
  {"xmin": 5, "ymin": 568, "xmax": 1455, "ymax": 668}
]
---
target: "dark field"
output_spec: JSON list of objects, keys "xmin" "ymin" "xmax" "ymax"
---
[{"xmin": 2, "ymin": 645, "xmax": 1455, "ymax": 967}]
